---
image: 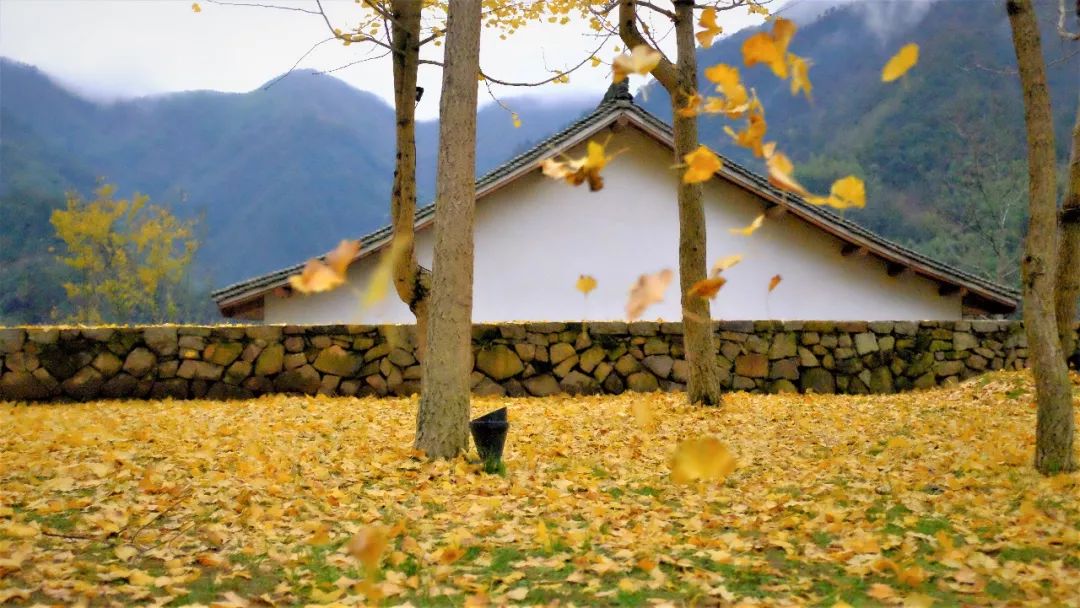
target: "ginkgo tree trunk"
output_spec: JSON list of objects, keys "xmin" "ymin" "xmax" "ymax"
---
[
  {"xmin": 617, "ymin": 0, "xmax": 722, "ymax": 405},
  {"xmin": 1006, "ymin": 0, "xmax": 1075, "ymax": 474},
  {"xmin": 1056, "ymin": 97, "xmax": 1079, "ymax": 359},
  {"xmin": 415, "ymin": 0, "xmax": 482, "ymax": 459},
  {"xmin": 388, "ymin": 0, "xmax": 432, "ymax": 362}
]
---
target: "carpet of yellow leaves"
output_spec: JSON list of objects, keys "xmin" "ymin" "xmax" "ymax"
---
[{"xmin": 2, "ymin": 371, "xmax": 1078, "ymax": 607}]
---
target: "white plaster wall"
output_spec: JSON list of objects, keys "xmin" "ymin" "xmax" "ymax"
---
[{"xmin": 265, "ymin": 126, "xmax": 960, "ymax": 324}]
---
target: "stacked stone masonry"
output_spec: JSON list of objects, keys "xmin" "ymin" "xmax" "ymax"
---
[{"xmin": 0, "ymin": 321, "xmax": 1076, "ymax": 402}]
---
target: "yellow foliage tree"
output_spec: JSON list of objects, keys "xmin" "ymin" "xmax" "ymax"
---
[{"xmin": 50, "ymin": 184, "xmax": 198, "ymax": 324}]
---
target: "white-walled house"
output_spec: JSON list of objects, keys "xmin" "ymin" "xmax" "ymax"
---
[{"xmin": 212, "ymin": 87, "xmax": 1017, "ymax": 323}]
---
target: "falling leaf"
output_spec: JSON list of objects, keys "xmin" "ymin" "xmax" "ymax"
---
[
  {"xmin": 613, "ymin": 45, "xmax": 662, "ymax": 82},
  {"xmin": 729, "ymin": 213, "xmax": 765, "ymax": 236},
  {"xmin": 807, "ymin": 175, "xmax": 866, "ymax": 210},
  {"xmin": 348, "ymin": 526, "xmax": 389, "ymax": 573},
  {"xmin": 288, "ymin": 240, "xmax": 359, "ymax": 295},
  {"xmin": 768, "ymin": 274, "xmax": 782, "ymax": 292},
  {"xmin": 788, "ymin": 54, "xmax": 812, "ymax": 100},
  {"xmin": 539, "ymin": 139, "xmax": 614, "ymax": 192},
  {"xmin": 511, "ymin": 113, "xmax": 522, "ymax": 128},
  {"xmin": 676, "ymin": 92, "xmax": 703, "ymax": 117},
  {"xmin": 765, "ymin": 149, "xmax": 810, "ymax": 196},
  {"xmin": 626, "ymin": 269, "xmax": 673, "ymax": 321},
  {"xmin": 711, "ymin": 254, "xmax": 743, "ymax": 275},
  {"xmin": 682, "ymin": 145, "xmax": 723, "ymax": 184},
  {"xmin": 689, "ymin": 276, "xmax": 727, "ymax": 299},
  {"xmin": 364, "ymin": 234, "xmax": 410, "ymax": 307},
  {"xmin": 723, "ymin": 111, "xmax": 767, "ymax": 157},
  {"xmin": 741, "ymin": 18, "xmax": 797, "ymax": 79},
  {"xmin": 631, "ymin": 400, "xmax": 655, "ymax": 429},
  {"xmin": 671, "ymin": 437, "xmax": 736, "ymax": 483},
  {"xmin": 704, "ymin": 64, "xmax": 752, "ymax": 118},
  {"xmin": 325, "ymin": 239, "xmax": 360, "ymax": 277},
  {"xmin": 882, "ymin": 43, "xmax": 919, "ymax": 82},
  {"xmin": 576, "ymin": 274, "xmax": 597, "ymax": 295},
  {"xmin": 696, "ymin": 8, "xmax": 724, "ymax": 48},
  {"xmin": 191, "ymin": 2, "xmax": 201, "ymax": 13}
]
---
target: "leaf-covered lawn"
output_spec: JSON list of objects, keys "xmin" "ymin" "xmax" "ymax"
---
[{"xmin": 2, "ymin": 372, "xmax": 1079, "ymax": 607}]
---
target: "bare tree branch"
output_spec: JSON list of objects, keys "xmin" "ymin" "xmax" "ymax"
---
[
  {"xmin": 263, "ymin": 36, "xmax": 335, "ymax": 90},
  {"xmin": 205, "ymin": 0, "xmax": 321, "ymax": 15},
  {"xmin": 1058, "ymin": 0, "xmax": 1080, "ymax": 40}
]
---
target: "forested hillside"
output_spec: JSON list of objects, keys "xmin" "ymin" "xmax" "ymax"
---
[{"xmin": 1, "ymin": 0, "xmax": 1076, "ymax": 323}]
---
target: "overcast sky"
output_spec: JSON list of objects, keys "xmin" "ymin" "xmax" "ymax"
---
[{"xmin": 0, "ymin": 0, "xmax": 808, "ymax": 119}]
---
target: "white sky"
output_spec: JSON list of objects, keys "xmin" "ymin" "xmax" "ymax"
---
[{"xmin": 0, "ymin": 0, "xmax": 783, "ymax": 119}]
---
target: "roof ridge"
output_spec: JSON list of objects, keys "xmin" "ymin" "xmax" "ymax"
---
[{"xmin": 214, "ymin": 100, "xmax": 1018, "ymax": 312}]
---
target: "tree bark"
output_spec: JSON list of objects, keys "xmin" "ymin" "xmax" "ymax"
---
[
  {"xmin": 671, "ymin": 0, "xmax": 721, "ymax": 404},
  {"xmin": 619, "ymin": 0, "xmax": 721, "ymax": 405},
  {"xmin": 389, "ymin": 0, "xmax": 431, "ymax": 362},
  {"xmin": 415, "ymin": 0, "xmax": 481, "ymax": 459},
  {"xmin": 1007, "ymin": 0, "xmax": 1075, "ymax": 473},
  {"xmin": 1055, "ymin": 98, "xmax": 1079, "ymax": 359}
]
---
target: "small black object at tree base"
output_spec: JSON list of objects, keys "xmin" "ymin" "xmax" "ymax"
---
[{"xmin": 470, "ymin": 407, "xmax": 509, "ymax": 473}]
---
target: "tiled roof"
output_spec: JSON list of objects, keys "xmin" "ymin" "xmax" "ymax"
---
[{"xmin": 213, "ymin": 96, "xmax": 1019, "ymax": 313}]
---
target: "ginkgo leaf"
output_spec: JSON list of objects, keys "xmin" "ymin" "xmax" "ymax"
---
[
  {"xmin": 806, "ymin": 175, "xmax": 866, "ymax": 210},
  {"xmin": 882, "ymin": 43, "xmax": 919, "ymax": 82},
  {"xmin": 626, "ymin": 269, "xmax": 673, "ymax": 321},
  {"xmin": 788, "ymin": 54, "xmax": 812, "ymax": 100},
  {"xmin": 289, "ymin": 259, "xmax": 346, "ymax": 295},
  {"xmin": 711, "ymin": 254, "xmax": 743, "ymax": 276},
  {"xmin": 688, "ymin": 276, "xmax": 727, "ymax": 299},
  {"xmin": 191, "ymin": 2, "xmax": 201, "ymax": 13},
  {"xmin": 703, "ymin": 64, "xmax": 751, "ymax": 117},
  {"xmin": 511, "ymin": 113, "xmax": 522, "ymax": 128},
  {"xmin": 768, "ymin": 274, "xmax": 782, "ymax": 292},
  {"xmin": 325, "ymin": 239, "xmax": 360, "ymax": 277},
  {"xmin": 539, "ymin": 139, "xmax": 614, "ymax": 192},
  {"xmin": 741, "ymin": 18, "xmax": 797, "ymax": 79},
  {"xmin": 676, "ymin": 93, "xmax": 703, "ymax": 117},
  {"xmin": 696, "ymin": 8, "xmax": 723, "ymax": 48},
  {"xmin": 729, "ymin": 213, "xmax": 765, "ymax": 236},
  {"xmin": 671, "ymin": 437, "xmax": 736, "ymax": 483},
  {"xmin": 348, "ymin": 526, "xmax": 388, "ymax": 574},
  {"xmin": 364, "ymin": 234, "xmax": 411, "ymax": 307},
  {"xmin": 723, "ymin": 111, "xmax": 767, "ymax": 157},
  {"xmin": 613, "ymin": 45, "xmax": 661, "ymax": 82},
  {"xmin": 682, "ymin": 145, "xmax": 723, "ymax": 184},
  {"xmin": 765, "ymin": 149, "xmax": 810, "ymax": 196},
  {"xmin": 576, "ymin": 274, "xmax": 597, "ymax": 295}
]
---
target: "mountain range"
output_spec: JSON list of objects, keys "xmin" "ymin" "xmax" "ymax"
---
[{"xmin": 1, "ymin": 0, "xmax": 1077, "ymax": 323}]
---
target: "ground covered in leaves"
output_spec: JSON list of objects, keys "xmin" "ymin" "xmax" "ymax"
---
[{"xmin": 2, "ymin": 372, "xmax": 1079, "ymax": 607}]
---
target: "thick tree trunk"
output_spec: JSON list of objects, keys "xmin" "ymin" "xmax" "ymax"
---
[
  {"xmin": 1007, "ymin": 0, "xmax": 1075, "ymax": 473},
  {"xmin": 1055, "ymin": 98, "xmax": 1079, "ymax": 358},
  {"xmin": 389, "ymin": 0, "xmax": 431, "ymax": 362},
  {"xmin": 672, "ymin": 0, "xmax": 721, "ymax": 405},
  {"xmin": 415, "ymin": 0, "xmax": 481, "ymax": 459},
  {"xmin": 617, "ymin": 0, "xmax": 719, "ymax": 405}
]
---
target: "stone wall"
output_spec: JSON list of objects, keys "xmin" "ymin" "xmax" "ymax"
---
[{"xmin": 1, "ymin": 321, "xmax": 1075, "ymax": 402}]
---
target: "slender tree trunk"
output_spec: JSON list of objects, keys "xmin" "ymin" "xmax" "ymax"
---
[
  {"xmin": 671, "ymin": 0, "xmax": 721, "ymax": 404},
  {"xmin": 617, "ymin": 0, "xmax": 720, "ymax": 405},
  {"xmin": 1055, "ymin": 98, "xmax": 1079, "ymax": 358},
  {"xmin": 389, "ymin": 0, "xmax": 431, "ymax": 362},
  {"xmin": 415, "ymin": 0, "xmax": 481, "ymax": 459},
  {"xmin": 1007, "ymin": 0, "xmax": 1075, "ymax": 473}
]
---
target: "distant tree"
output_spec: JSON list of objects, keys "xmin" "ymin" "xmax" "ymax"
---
[
  {"xmin": 1005, "ymin": 0, "xmax": 1074, "ymax": 473},
  {"xmin": 50, "ymin": 184, "xmax": 198, "ymax": 324}
]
